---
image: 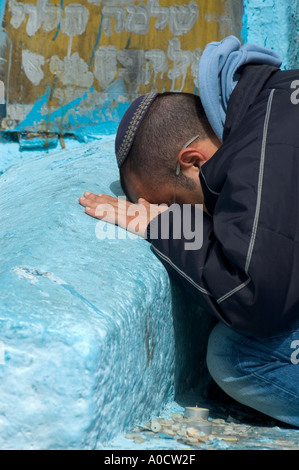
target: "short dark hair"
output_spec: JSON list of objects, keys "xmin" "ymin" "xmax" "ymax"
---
[{"xmin": 120, "ymin": 92, "xmax": 214, "ymax": 197}]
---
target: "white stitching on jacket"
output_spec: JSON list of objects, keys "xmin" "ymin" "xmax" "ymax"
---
[
  {"xmin": 151, "ymin": 245, "xmax": 213, "ymax": 297},
  {"xmin": 150, "ymin": 90, "xmax": 276, "ymax": 305},
  {"xmin": 245, "ymin": 88, "xmax": 275, "ymax": 273},
  {"xmin": 217, "ymin": 89, "xmax": 275, "ymax": 304},
  {"xmin": 200, "ymin": 170, "xmax": 221, "ymax": 196}
]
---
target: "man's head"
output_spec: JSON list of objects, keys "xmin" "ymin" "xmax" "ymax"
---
[{"xmin": 115, "ymin": 92, "xmax": 221, "ymax": 206}]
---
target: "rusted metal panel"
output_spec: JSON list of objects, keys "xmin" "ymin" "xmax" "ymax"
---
[{"xmin": 0, "ymin": 0, "xmax": 243, "ymax": 138}]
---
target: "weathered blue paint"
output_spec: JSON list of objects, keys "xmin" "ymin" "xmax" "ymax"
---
[
  {"xmin": 0, "ymin": 0, "xmax": 5, "ymax": 26},
  {"xmin": 0, "ymin": 136, "xmax": 173, "ymax": 449},
  {"xmin": 0, "ymin": 134, "xmax": 213, "ymax": 449},
  {"xmin": 242, "ymin": 0, "xmax": 299, "ymax": 69},
  {"xmin": 51, "ymin": 0, "xmax": 64, "ymax": 42},
  {"xmin": 88, "ymin": 11, "xmax": 104, "ymax": 68},
  {"xmin": 14, "ymin": 78, "xmax": 130, "ymax": 140},
  {"xmin": 14, "ymin": 87, "xmax": 51, "ymax": 133}
]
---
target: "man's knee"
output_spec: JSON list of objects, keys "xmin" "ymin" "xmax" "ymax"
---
[{"xmin": 206, "ymin": 322, "xmax": 242, "ymax": 389}]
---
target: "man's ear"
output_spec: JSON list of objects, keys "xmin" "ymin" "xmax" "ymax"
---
[{"xmin": 177, "ymin": 146, "xmax": 207, "ymax": 170}]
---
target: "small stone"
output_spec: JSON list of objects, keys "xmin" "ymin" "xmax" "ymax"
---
[
  {"xmin": 161, "ymin": 423, "xmax": 172, "ymax": 428},
  {"xmin": 160, "ymin": 419, "xmax": 173, "ymax": 426},
  {"xmin": 187, "ymin": 427, "xmax": 201, "ymax": 439},
  {"xmin": 186, "ymin": 437, "xmax": 199, "ymax": 444},
  {"xmin": 186, "ymin": 427, "xmax": 209, "ymax": 443},
  {"xmin": 212, "ymin": 418, "xmax": 226, "ymax": 425},
  {"xmin": 172, "ymin": 424, "xmax": 181, "ymax": 433},
  {"xmin": 162, "ymin": 428, "xmax": 176, "ymax": 436},
  {"xmin": 132, "ymin": 427, "xmax": 141, "ymax": 432},
  {"xmin": 218, "ymin": 436, "xmax": 238, "ymax": 442},
  {"xmin": 227, "ymin": 415, "xmax": 239, "ymax": 423},
  {"xmin": 223, "ymin": 426, "xmax": 237, "ymax": 435},
  {"xmin": 133, "ymin": 436, "xmax": 145, "ymax": 444},
  {"xmin": 172, "ymin": 413, "xmax": 184, "ymax": 422},
  {"xmin": 142, "ymin": 431, "xmax": 155, "ymax": 438},
  {"xmin": 177, "ymin": 428, "xmax": 187, "ymax": 438},
  {"xmin": 125, "ymin": 432, "xmax": 139, "ymax": 439}
]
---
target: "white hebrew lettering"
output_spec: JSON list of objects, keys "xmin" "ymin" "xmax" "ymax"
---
[
  {"xmin": 168, "ymin": 38, "xmax": 193, "ymax": 91},
  {"xmin": 40, "ymin": 0, "xmax": 61, "ymax": 33},
  {"xmin": 87, "ymin": 0, "xmax": 102, "ymax": 5},
  {"xmin": 61, "ymin": 4, "xmax": 89, "ymax": 38},
  {"xmin": 9, "ymin": 0, "xmax": 59, "ymax": 36},
  {"xmin": 126, "ymin": 4, "xmax": 149, "ymax": 34},
  {"xmin": 9, "ymin": 0, "xmax": 26, "ymax": 30},
  {"xmin": 169, "ymin": 1, "xmax": 199, "ymax": 36},
  {"xmin": 9, "ymin": 0, "xmax": 88, "ymax": 37},
  {"xmin": 49, "ymin": 53, "xmax": 94, "ymax": 88},
  {"xmin": 9, "ymin": 0, "xmax": 199, "ymax": 37},
  {"xmin": 117, "ymin": 49, "xmax": 145, "ymax": 94},
  {"xmin": 21, "ymin": 39, "xmax": 200, "ymax": 93},
  {"xmin": 100, "ymin": 0, "xmax": 198, "ymax": 36},
  {"xmin": 94, "ymin": 46, "xmax": 118, "ymax": 89},
  {"xmin": 102, "ymin": 6, "xmax": 125, "ymax": 36},
  {"xmin": 24, "ymin": 3, "xmax": 39, "ymax": 36},
  {"xmin": 191, "ymin": 47, "xmax": 202, "ymax": 88},
  {"xmin": 144, "ymin": 49, "xmax": 167, "ymax": 88},
  {"xmin": 148, "ymin": 0, "xmax": 169, "ymax": 30},
  {"xmin": 22, "ymin": 49, "xmax": 45, "ymax": 85}
]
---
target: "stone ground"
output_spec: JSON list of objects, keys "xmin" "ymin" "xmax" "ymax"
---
[{"xmin": 106, "ymin": 389, "xmax": 299, "ymax": 451}]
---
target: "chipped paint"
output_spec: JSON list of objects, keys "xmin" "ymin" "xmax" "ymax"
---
[
  {"xmin": 0, "ymin": 0, "xmax": 244, "ymax": 139},
  {"xmin": 242, "ymin": 0, "xmax": 299, "ymax": 70},
  {"xmin": 0, "ymin": 0, "xmax": 297, "ymax": 142},
  {"xmin": 22, "ymin": 49, "xmax": 45, "ymax": 85}
]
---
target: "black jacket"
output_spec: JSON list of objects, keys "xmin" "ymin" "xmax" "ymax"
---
[{"xmin": 147, "ymin": 65, "xmax": 299, "ymax": 337}]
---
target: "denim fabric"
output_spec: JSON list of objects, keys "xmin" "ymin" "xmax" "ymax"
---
[{"xmin": 207, "ymin": 321, "xmax": 299, "ymax": 427}]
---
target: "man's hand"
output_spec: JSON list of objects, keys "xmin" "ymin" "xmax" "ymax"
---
[{"xmin": 78, "ymin": 192, "xmax": 169, "ymax": 238}]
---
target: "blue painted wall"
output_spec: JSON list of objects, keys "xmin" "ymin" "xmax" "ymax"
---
[
  {"xmin": 0, "ymin": 135, "xmax": 215, "ymax": 449},
  {"xmin": 242, "ymin": 0, "xmax": 299, "ymax": 69}
]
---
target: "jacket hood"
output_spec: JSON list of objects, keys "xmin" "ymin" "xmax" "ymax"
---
[{"xmin": 197, "ymin": 36, "xmax": 282, "ymax": 142}]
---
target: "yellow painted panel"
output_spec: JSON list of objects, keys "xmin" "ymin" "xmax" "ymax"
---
[{"xmin": 1, "ymin": 0, "xmax": 243, "ymax": 134}]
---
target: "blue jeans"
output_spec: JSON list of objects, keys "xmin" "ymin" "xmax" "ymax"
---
[{"xmin": 206, "ymin": 321, "xmax": 299, "ymax": 427}]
